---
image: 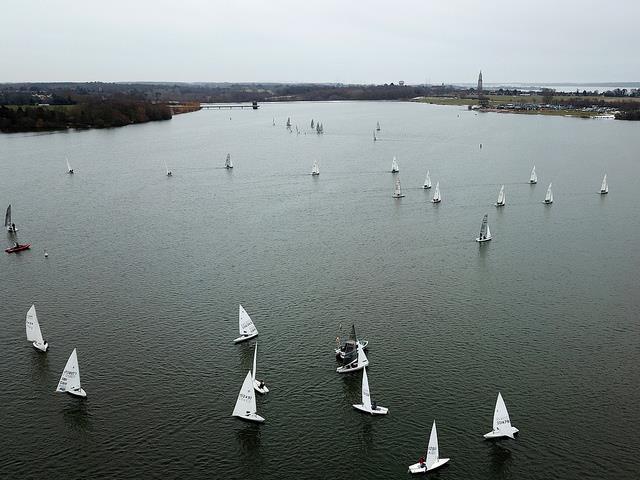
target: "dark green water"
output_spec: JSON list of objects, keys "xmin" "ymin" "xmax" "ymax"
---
[{"xmin": 1, "ymin": 102, "xmax": 639, "ymax": 479}]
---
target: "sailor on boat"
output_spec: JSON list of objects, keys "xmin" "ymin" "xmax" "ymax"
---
[{"xmin": 10, "ymin": 223, "xmax": 16, "ymax": 232}]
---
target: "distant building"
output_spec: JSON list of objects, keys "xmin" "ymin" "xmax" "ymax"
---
[
  {"xmin": 399, "ymin": 80, "xmax": 405, "ymax": 86},
  {"xmin": 477, "ymin": 71, "xmax": 483, "ymax": 93}
]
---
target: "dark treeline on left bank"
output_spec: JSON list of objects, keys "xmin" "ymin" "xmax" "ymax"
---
[{"xmin": 0, "ymin": 92, "xmax": 172, "ymax": 133}]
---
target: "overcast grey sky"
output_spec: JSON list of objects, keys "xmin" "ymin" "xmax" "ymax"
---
[{"xmin": 2, "ymin": 0, "xmax": 638, "ymax": 84}]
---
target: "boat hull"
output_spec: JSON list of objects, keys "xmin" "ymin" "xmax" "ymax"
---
[
  {"xmin": 336, "ymin": 359, "xmax": 369, "ymax": 373},
  {"xmin": 408, "ymin": 458, "xmax": 450, "ymax": 474},
  {"xmin": 495, "ymin": 202, "xmax": 505, "ymax": 207},
  {"xmin": 392, "ymin": 194, "xmax": 405, "ymax": 198},
  {"xmin": 543, "ymin": 200, "xmax": 553, "ymax": 204},
  {"xmin": 600, "ymin": 190, "xmax": 608, "ymax": 194},
  {"xmin": 67, "ymin": 388, "xmax": 87, "ymax": 398},
  {"xmin": 233, "ymin": 333, "xmax": 258, "ymax": 344},
  {"xmin": 6, "ymin": 227, "xmax": 18, "ymax": 232},
  {"xmin": 253, "ymin": 379, "xmax": 269, "ymax": 394},
  {"xmin": 5, "ymin": 244, "xmax": 31, "ymax": 253},
  {"xmin": 432, "ymin": 199, "xmax": 441, "ymax": 204},
  {"xmin": 353, "ymin": 404, "xmax": 388, "ymax": 415},
  {"xmin": 233, "ymin": 412, "xmax": 265, "ymax": 423},
  {"xmin": 484, "ymin": 427, "xmax": 519, "ymax": 439},
  {"xmin": 475, "ymin": 236, "xmax": 492, "ymax": 243},
  {"xmin": 423, "ymin": 185, "xmax": 431, "ymax": 189},
  {"xmin": 32, "ymin": 341, "xmax": 48, "ymax": 352}
]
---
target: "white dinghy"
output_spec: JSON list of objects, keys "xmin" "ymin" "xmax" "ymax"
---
[
  {"xmin": 66, "ymin": 158, "xmax": 74, "ymax": 174},
  {"xmin": 233, "ymin": 304, "xmax": 259, "ymax": 343},
  {"xmin": 56, "ymin": 348, "xmax": 86, "ymax": 398},
  {"xmin": 543, "ymin": 182, "xmax": 553, "ymax": 204},
  {"xmin": 376, "ymin": 121, "xmax": 381, "ymax": 132},
  {"xmin": 252, "ymin": 343, "xmax": 269, "ymax": 394},
  {"xmin": 529, "ymin": 166, "xmax": 537, "ymax": 184},
  {"xmin": 432, "ymin": 181, "xmax": 441, "ymax": 203},
  {"xmin": 164, "ymin": 161, "xmax": 172, "ymax": 177},
  {"xmin": 353, "ymin": 367, "xmax": 388, "ymax": 415},
  {"xmin": 5, "ymin": 204, "xmax": 17, "ymax": 232},
  {"xmin": 423, "ymin": 170, "xmax": 432, "ymax": 189},
  {"xmin": 484, "ymin": 392, "xmax": 519, "ymax": 439},
  {"xmin": 26, "ymin": 305, "xmax": 48, "ymax": 352},
  {"xmin": 232, "ymin": 371, "xmax": 265, "ymax": 423},
  {"xmin": 408, "ymin": 420, "xmax": 450, "ymax": 474},
  {"xmin": 225, "ymin": 153, "xmax": 233, "ymax": 169},
  {"xmin": 475, "ymin": 213, "xmax": 492, "ymax": 242},
  {"xmin": 495, "ymin": 185, "xmax": 505, "ymax": 206},
  {"xmin": 311, "ymin": 160, "xmax": 320, "ymax": 176},
  {"xmin": 337, "ymin": 343, "xmax": 369, "ymax": 373},
  {"xmin": 600, "ymin": 174, "xmax": 608, "ymax": 194},
  {"xmin": 335, "ymin": 324, "xmax": 369, "ymax": 360},
  {"xmin": 391, "ymin": 156, "xmax": 399, "ymax": 173},
  {"xmin": 392, "ymin": 177, "xmax": 405, "ymax": 198}
]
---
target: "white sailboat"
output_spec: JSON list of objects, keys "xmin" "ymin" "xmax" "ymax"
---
[
  {"xmin": 310, "ymin": 119, "xmax": 314, "ymax": 129},
  {"xmin": 5, "ymin": 204, "xmax": 17, "ymax": 232},
  {"xmin": 337, "ymin": 343, "xmax": 369, "ymax": 373},
  {"xmin": 252, "ymin": 343, "xmax": 269, "ymax": 394},
  {"xmin": 225, "ymin": 153, "xmax": 233, "ymax": 169},
  {"xmin": 392, "ymin": 177, "xmax": 405, "ymax": 198},
  {"xmin": 391, "ymin": 156, "xmax": 399, "ymax": 173},
  {"xmin": 408, "ymin": 420, "xmax": 450, "ymax": 474},
  {"xmin": 475, "ymin": 213, "xmax": 492, "ymax": 242},
  {"xmin": 66, "ymin": 158, "xmax": 74, "ymax": 174},
  {"xmin": 600, "ymin": 174, "xmax": 608, "ymax": 194},
  {"xmin": 56, "ymin": 348, "xmax": 87, "ymax": 398},
  {"xmin": 373, "ymin": 130, "xmax": 377, "ymax": 142},
  {"xmin": 423, "ymin": 170, "xmax": 432, "ymax": 189},
  {"xmin": 484, "ymin": 392, "xmax": 519, "ymax": 439},
  {"xmin": 232, "ymin": 371, "xmax": 265, "ymax": 423},
  {"xmin": 311, "ymin": 160, "xmax": 320, "ymax": 176},
  {"xmin": 495, "ymin": 185, "xmax": 505, "ymax": 206},
  {"xmin": 26, "ymin": 305, "xmax": 48, "ymax": 352},
  {"xmin": 353, "ymin": 367, "xmax": 388, "ymax": 415},
  {"xmin": 233, "ymin": 304, "xmax": 259, "ymax": 343},
  {"xmin": 164, "ymin": 161, "xmax": 172, "ymax": 177},
  {"xmin": 543, "ymin": 182, "xmax": 553, "ymax": 204},
  {"xmin": 286, "ymin": 117, "xmax": 292, "ymax": 128},
  {"xmin": 432, "ymin": 181, "xmax": 441, "ymax": 203},
  {"xmin": 376, "ymin": 121, "xmax": 381, "ymax": 132},
  {"xmin": 529, "ymin": 166, "xmax": 537, "ymax": 184},
  {"xmin": 335, "ymin": 324, "xmax": 369, "ymax": 360}
]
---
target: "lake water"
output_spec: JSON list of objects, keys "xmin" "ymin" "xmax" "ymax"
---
[{"xmin": 1, "ymin": 102, "xmax": 639, "ymax": 480}]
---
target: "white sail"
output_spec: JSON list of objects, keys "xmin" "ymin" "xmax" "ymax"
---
[
  {"xmin": 391, "ymin": 156, "xmax": 399, "ymax": 172},
  {"xmin": 376, "ymin": 121, "xmax": 381, "ymax": 131},
  {"xmin": 56, "ymin": 348, "xmax": 82, "ymax": 393},
  {"xmin": 432, "ymin": 181, "xmax": 441, "ymax": 203},
  {"xmin": 361, "ymin": 367, "xmax": 372, "ymax": 410},
  {"xmin": 232, "ymin": 371, "xmax": 263, "ymax": 422},
  {"xmin": 238, "ymin": 304, "xmax": 258, "ymax": 338},
  {"xmin": 286, "ymin": 117, "xmax": 291, "ymax": 127},
  {"xmin": 373, "ymin": 130, "xmax": 377, "ymax": 141},
  {"xmin": 26, "ymin": 305, "xmax": 44, "ymax": 345},
  {"xmin": 426, "ymin": 420, "xmax": 440, "ymax": 469},
  {"xmin": 601, "ymin": 174, "xmax": 608, "ymax": 194},
  {"xmin": 225, "ymin": 153, "xmax": 233, "ymax": 169},
  {"xmin": 4, "ymin": 204, "xmax": 10, "ymax": 228},
  {"xmin": 393, "ymin": 177, "xmax": 404, "ymax": 198},
  {"xmin": 493, "ymin": 392, "xmax": 512, "ymax": 432},
  {"xmin": 477, "ymin": 214, "xmax": 491, "ymax": 241},
  {"xmin": 545, "ymin": 182, "xmax": 553, "ymax": 203},
  {"xmin": 66, "ymin": 158, "xmax": 72, "ymax": 173},
  {"xmin": 496, "ymin": 185, "xmax": 505, "ymax": 205},
  {"xmin": 423, "ymin": 170, "xmax": 431, "ymax": 189},
  {"xmin": 311, "ymin": 160, "xmax": 320, "ymax": 175},
  {"xmin": 252, "ymin": 343, "xmax": 258, "ymax": 382},
  {"xmin": 530, "ymin": 166, "xmax": 537, "ymax": 183}
]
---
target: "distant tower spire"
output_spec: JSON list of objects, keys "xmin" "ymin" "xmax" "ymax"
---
[{"xmin": 477, "ymin": 70, "xmax": 483, "ymax": 92}]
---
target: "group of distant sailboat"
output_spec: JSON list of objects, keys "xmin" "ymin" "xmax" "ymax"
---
[{"xmin": 23, "ymin": 304, "xmax": 87, "ymax": 397}]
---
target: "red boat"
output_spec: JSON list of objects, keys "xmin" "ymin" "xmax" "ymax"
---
[{"xmin": 5, "ymin": 243, "xmax": 31, "ymax": 253}]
